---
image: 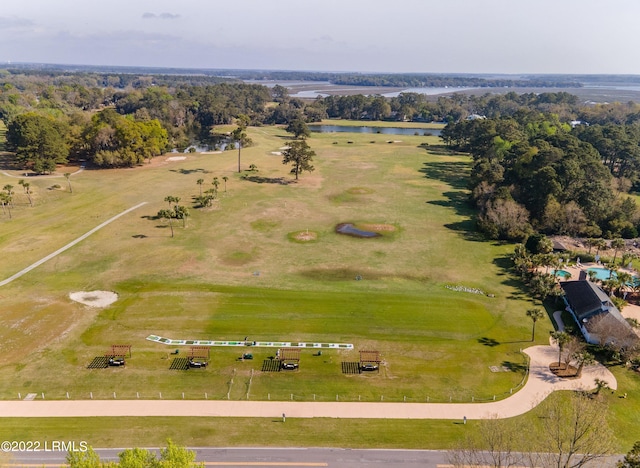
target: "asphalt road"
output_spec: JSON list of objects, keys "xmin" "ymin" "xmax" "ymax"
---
[{"xmin": 2, "ymin": 447, "xmax": 451, "ymax": 467}]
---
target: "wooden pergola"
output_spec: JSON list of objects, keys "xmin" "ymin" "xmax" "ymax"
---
[
  {"xmin": 108, "ymin": 344, "xmax": 132, "ymax": 358},
  {"xmin": 359, "ymin": 350, "xmax": 380, "ymax": 365},
  {"xmin": 188, "ymin": 346, "xmax": 210, "ymax": 360},
  {"xmin": 277, "ymin": 348, "xmax": 300, "ymax": 362}
]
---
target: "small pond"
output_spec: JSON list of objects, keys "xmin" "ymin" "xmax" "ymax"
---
[
  {"xmin": 335, "ymin": 223, "xmax": 381, "ymax": 238},
  {"xmin": 308, "ymin": 125, "xmax": 441, "ymax": 136}
]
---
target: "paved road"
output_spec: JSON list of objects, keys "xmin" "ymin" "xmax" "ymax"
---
[
  {"xmin": 1, "ymin": 447, "xmax": 624, "ymax": 468},
  {"xmin": 0, "ymin": 202, "xmax": 148, "ymax": 287},
  {"xmin": 1, "ymin": 447, "xmax": 453, "ymax": 468}
]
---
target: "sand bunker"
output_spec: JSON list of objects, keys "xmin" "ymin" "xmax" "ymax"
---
[
  {"xmin": 166, "ymin": 156, "xmax": 187, "ymax": 161},
  {"xmin": 69, "ymin": 291, "xmax": 119, "ymax": 308},
  {"xmin": 294, "ymin": 231, "xmax": 317, "ymax": 241}
]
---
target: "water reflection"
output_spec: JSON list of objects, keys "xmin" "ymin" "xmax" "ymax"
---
[{"xmin": 309, "ymin": 125, "xmax": 441, "ymax": 136}]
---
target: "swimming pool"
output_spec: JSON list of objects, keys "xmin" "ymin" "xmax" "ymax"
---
[
  {"xmin": 586, "ymin": 267, "xmax": 639, "ymax": 285},
  {"xmin": 586, "ymin": 267, "xmax": 614, "ymax": 281},
  {"xmin": 551, "ymin": 269, "xmax": 572, "ymax": 279}
]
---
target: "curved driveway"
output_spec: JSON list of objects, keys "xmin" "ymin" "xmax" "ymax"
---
[{"xmin": 0, "ymin": 345, "xmax": 616, "ymax": 420}]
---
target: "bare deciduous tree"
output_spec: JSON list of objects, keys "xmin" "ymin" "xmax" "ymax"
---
[
  {"xmin": 447, "ymin": 415, "xmax": 525, "ymax": 467},
  {"xmin": 534, "ymin": 393, "xmax": 615, "ymax": 468}
]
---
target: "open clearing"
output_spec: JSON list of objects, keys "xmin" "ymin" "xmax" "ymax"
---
[{"xmin": 1, "ymin": 123, "xmax": 638, "ymax": 448}]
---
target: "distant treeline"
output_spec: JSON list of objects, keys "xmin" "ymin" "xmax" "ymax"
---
[
  {"xmin": 218, "ymin": 70, "xmax": 582, "ymax": 88},
  {"xmin": 2, "ymin": 65, "xmax": 585, "ymax": 89}
]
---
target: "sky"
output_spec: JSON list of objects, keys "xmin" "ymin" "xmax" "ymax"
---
[{"xmin": 1, "ymin": 0, "xmax": 640, "ymax": 74}]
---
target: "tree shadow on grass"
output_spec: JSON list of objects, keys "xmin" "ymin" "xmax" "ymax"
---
[
  {"xmin": 243, "ymin": 175, "xmax": 293, "ymax": 185},
  {"xmin": 478, "ymin": 337, "xmax": 500, "ymax": 347},
  {"xmin": 492, "ymin": 254, "xmax": 531, "ymax": 301},
  {"xmin": 501, "ymin": 361, "xmax": 527, "ymax": 372},
  {"xmin": 170, "ymin": 168, "xmax": 208, "ymax": 175},
  {"xmin": 419, "ymin": 161, "xmax": 471, "ymax": 190},
  {"xmin": 443, "ymin": 220, "xmax": 486, "ymax": 243},
  {"xmin": 417, "ymin": 143, "xmax": 465, "ymax": 156},
  {"xmin": 426, "ymin": 191, "xmax": 474, "ymax": 217},
  {"xmin": 0, "ymin": 152, "xmax": 21, "ymax": 171}
]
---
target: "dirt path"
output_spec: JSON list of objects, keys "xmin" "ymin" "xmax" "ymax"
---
[
  {"xmin": 0, "ymin": 345, "xmax": 616, "ymax": 420},
  {"xmin": 0, "ymin": 202, "xmax": 147, "ymax": 287}
]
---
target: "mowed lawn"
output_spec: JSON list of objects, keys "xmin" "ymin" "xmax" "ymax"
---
[{"xmin": 0, "ymin": 124, "xmax": 554, "ymax": 442}]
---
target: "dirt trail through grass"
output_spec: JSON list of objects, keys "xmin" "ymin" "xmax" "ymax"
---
[{"xmin": 0, "ymin": 202, "xmax": 148, "ymax": 287}]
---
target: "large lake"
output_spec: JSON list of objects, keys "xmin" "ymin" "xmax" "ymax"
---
[{"xmin": 308, "ymin": 125, "xmax": 442, "ymax": 136}]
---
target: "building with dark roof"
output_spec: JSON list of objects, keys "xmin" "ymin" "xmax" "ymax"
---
[{"xmin": 560, "ymin": 280, "xmax": 637, "ymax": 346}]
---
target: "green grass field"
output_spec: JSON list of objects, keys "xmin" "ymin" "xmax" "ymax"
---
[{"xmin": 1, "ymin": 122, "xmax": 638, "ymax": 449}]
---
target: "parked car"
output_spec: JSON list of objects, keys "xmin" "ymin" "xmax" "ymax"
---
[
  {"xmin": 242, "ymin": 353, "xmax": 253, "ymax": 360},
  {"xmin": 360, "ymin": 363, "xmax": 378, "ymax": 371},
  {"xmin": 189, "ymin": 360, "xmax": 207, "ymax": 368},
  {"xmin": 108, "ymin": 357, "xmax": 125, "ymax": 366},
  {"xmin": 281, "ymin": 362, "xmax": 298, "ymax": 370}
]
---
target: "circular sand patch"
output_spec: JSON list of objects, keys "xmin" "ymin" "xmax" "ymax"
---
[
  {"xmin": 69, "ymin": 291, "xmax": 119, "ymax": 308},
  {"xmin": 289, "ymin": 230, "xmax": 318, "ymax": 243}
]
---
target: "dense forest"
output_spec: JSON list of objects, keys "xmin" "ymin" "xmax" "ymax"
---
[
  {"xmin": 442, "ymin": 113, "xmax": 640, "ymax": 240},
  {"xmin": 3, "ymin": 67, "xmax": 640, "ymax": 239}
]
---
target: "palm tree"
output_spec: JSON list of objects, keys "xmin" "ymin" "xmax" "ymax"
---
[
  {"xmin": 157, "ymin": 209, "xmax": 174, "ymax": 238},
  {"xmin": 595, "ymin": 238, "xmax": 607, "ymax": 257},
  {"xmin": 212, "ymin": 178, "xmax": 220, "ymax": 198},
  {"xmin": 231, "ymin": 123, "xmax": 247, "ymax": 173},
  {"xmin": 616, "ymin": 271, "xmax": 633, "ymax": 297},
  {"xmin": 611, "ymin": 238, "xmax": 626, "ymax": 266},
  {"xmin": 164, "ymin": 195, "xmax": 180, "ymax": 209},
  {"xmin": 3, "ymin": 184, "xmax": 14, "ymax": 208},
  {"xmin": 587, "ymin": 269, "xmax": 598, "ymax": 283},
  {"xmin": 18, "ymin": 179, "xmax": 33, "ymax": 207},
  {"xmin": 601, "ymin": 277, "xmax": 619, "ymax": 296},
  {"xmin": 550, "ymin": 331, "xmax": 571, "ymax": 369},
  {"xmin": 196, "ymin": 179, "xmax": 204, "ymax": 197},
  {"xmin": 23, "ymin": 182, "xmax": 32, "ymax": 207},
  {"xmin": 0, "ymin": 192, "xmax": 10, "ymax": 218},
  {"xmin": 585, "ymin": 238, "xmax": 596, "ymax": 254},
  {"xmin": 222, "ymin": 176, "xmax": 228, "ymax": 192},
  {"xmin": 526, "ymin": 308, "xmax": 545, "ymax": 341},
  {"xmin": 64, "ymin": 173, "xmax": 73, "ymax": 193},
  {"xmin": 593, "ymin": 378, "xmax": 610, "ymax": 396},
  {"xmin": 174, "ymin": 205, "xmax": 190, "ymax": 228},
  {"xmin": 621, "ymin": 252, "xmax": 637, "ymax": 269},
  {"xmin": 573, "ymin": 351, "xmax": 595, "ymax": 377}
]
